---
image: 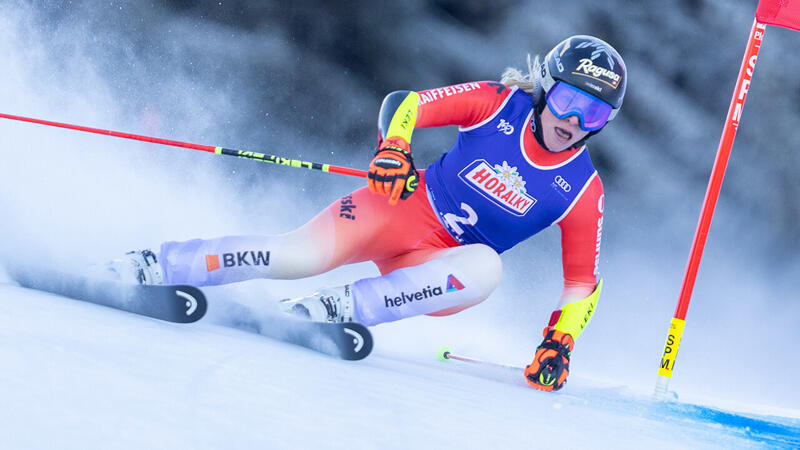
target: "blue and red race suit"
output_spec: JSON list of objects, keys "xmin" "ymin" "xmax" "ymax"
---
[{"xmin": 415, "ymin": 81, "xmax": 604, "ymax": 291}]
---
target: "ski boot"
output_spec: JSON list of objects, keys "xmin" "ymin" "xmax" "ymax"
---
[
  {"xmin": 524, "ymin": 329, "xmax": 574, "ymax": 392},
  {"xmin": 279, "ymin": 285, "xmax": 354, "ymax": 323},
  {"xmin": 101, "ymin": 249, "xmax": 164, "ymax": 285}
]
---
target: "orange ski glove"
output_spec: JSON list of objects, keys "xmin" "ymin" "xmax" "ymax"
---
[
  {"xmin": 524, "ymin": 329, "xmax": 574, "ymax": 392},
  {"xmin": 367, "ymin": 136, "xmax": 418, "ymax": 205}
]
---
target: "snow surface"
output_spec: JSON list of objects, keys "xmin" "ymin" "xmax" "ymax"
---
[
  {"xmin": 0, "ymin": 279, "xmax": 797, "ymax": 449},
  {"xmin": 2, "ymin": 3, "xmax": 800, "ymax": 449}
]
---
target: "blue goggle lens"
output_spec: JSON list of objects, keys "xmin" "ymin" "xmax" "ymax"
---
[{"xmin": 545, "ymin": 81, "xmax": 613, "ymax": 132}]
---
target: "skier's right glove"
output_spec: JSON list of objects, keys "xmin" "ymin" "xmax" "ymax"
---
[
  {"xmin": 368, "ymin": 136, "xmax": 418, "ymax": 205},
  {"xmin": 524, "ymin": 329, "xmax": 574, "ymax": 392}
]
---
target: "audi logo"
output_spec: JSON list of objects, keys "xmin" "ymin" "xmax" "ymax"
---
[{"xmin": 554, "ymin": 175, "xmax": 571, "ymax": 192}]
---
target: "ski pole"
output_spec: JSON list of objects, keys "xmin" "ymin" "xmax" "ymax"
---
[
  {"xmin": 437, "ymin": 347, "xmax": 524, "ymax": 372},
  {"xmin": 0, "ymin": 112, "xmax": 367, "ymax": 178}
]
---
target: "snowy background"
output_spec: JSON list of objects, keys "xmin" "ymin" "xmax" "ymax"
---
[{"xmin": 1, "ymin": 1, "xmax": 799, "ymax": 448}]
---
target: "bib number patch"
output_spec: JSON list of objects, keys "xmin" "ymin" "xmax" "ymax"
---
[{"xmin": 443, "ymin": 202, "xmax": 478, "ymax": 236}]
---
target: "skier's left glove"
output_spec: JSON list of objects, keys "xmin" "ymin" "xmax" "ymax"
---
[
  {"xmin": 368, "ymin": 136, "xmax": 418, "ymax": 205},
  {"xmin": 524, "ymin": 329, "xmax": 574, "ymax": 391}
]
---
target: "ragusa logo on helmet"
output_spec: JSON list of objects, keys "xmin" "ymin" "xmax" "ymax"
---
[{"xmin": 574, "ymin": 58, "xmax": 621, "ymax": 88}]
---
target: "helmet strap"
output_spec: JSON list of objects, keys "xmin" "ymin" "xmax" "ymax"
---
[
  {"xmin": 530, "ymin": 90, "xmax": 547, "ymax": 148},
  {"xmin": 568, "ymin": 134, "xmax": 592, "ymax": 151}
]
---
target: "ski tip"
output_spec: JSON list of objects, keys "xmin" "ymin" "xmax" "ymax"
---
[
  {"xmin": 437, "ymin": 346, "xmax": 452, "ymax": 362},
  {"xmin": 340, "ymin": 323, "xmax": 373, "ymax": 361},
  {"xmin": 172, "ymin": 285, "xmax": 208, "ymax": 323}
]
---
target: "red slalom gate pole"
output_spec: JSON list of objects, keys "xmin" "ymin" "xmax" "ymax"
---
[
  {"xmin": 0, "ymin": 112, "xmax": 367, "ymax": 178},
  {"xmin": 654, "ymin": 19, "xmax": 767, "ymax": 399}
]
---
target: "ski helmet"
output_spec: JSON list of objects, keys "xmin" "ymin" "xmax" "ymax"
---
[{"xmin": 539, "ymin": 35, "xmax": 627, "ymax": 128}]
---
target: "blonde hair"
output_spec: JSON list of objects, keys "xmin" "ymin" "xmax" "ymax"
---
[{"xmin": 500, "ymin": 54, "xmax": 541, "ymax": 95}]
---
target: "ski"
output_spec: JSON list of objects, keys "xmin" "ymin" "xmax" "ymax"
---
[
  {"xmin": 8, "ymin": 267, "xmax": 207, "ymax": 323},
  {"xmin": 250, "ymin": 313, "xmax": 373, "ymax": 361}
]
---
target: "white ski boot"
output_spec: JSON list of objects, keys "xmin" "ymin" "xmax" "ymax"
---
[
  {"xmin": 279, "ymin": 285, "xmax": 354, "ymax": 323},
  {"xmin": 102, "ymin": 249, "xmax": 165, "ymax": 285}
]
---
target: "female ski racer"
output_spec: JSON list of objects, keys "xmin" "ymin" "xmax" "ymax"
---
[{"xmin": 110, "ymin": 35, "xmax": 627, "ymax": 391}]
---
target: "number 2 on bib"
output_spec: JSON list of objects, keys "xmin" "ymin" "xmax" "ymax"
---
[{"xmin": 443, "ymin": 202, "xmax": 478, "ymax": 236}]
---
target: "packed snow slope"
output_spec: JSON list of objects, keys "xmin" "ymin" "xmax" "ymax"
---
[
  {"xmin": 1, "ymin": 3, "xmax": 800, "ymax": 448},
  {"xmin": 1, "ymin": 280, "xmax": 799, "ymax": 450}
]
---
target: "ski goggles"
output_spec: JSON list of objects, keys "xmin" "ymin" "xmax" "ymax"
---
[{"xmin": 545, "ymin": 81, "xmax": 613, "ymax": 132}]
